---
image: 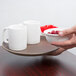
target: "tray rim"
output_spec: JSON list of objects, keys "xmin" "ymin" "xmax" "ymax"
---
[{"xmin": 2, "ymin": 42, "xmax": 59, "ymax": 56}]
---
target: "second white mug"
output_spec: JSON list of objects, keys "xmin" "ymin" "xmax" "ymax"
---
[{"xmin": 24, "ymin": 20, "xmax": 41, "ymax": 44}]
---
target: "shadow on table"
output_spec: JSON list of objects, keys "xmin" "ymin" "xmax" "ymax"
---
[{"xmin": 3, "ymin": 56, "xmax": 76, "ymax": 76}]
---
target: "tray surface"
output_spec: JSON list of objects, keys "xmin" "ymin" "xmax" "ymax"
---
[{"xmin": 2, "ymin": 36, "xmax": 58, "ymax": 56}]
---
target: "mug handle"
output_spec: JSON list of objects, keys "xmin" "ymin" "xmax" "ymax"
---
[{"xmin": 2, "ymin": 27, "xmax": 8, "ymax": 43}]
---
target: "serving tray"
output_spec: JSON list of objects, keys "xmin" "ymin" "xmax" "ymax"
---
[{"xmin": 2, "ymin": 36, "xmax": 58, "ymax": 56}]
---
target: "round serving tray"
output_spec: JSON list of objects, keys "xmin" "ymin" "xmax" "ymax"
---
[{"xmin": 2, "ymin": 36, "xmax": 58, "ymax": 56}]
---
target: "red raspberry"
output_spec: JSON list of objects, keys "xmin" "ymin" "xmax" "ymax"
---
[
  {"xmin": 56, "ymin": 31, "xmax": 60, "ymax": 34},
  {"xmin": 48, "ymin": 32, "xmax": 51, "ymax": 34},
  {"xmin": 51, "ymin": 30, "xmax": 56, "ymax": 34}
]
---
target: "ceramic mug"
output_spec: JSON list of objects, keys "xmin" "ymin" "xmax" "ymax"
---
[
  {"xmin": 3, "ymin": 24, "xmax": 27, "ymax": 51},
  {"xmin": 24, "ymin": 20, "xmax": 41, "ymax": 44}
]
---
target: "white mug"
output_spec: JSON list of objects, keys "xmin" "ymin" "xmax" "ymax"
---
[
  {"xmin": 3, "ymin": 24, "xmax": 27, "ymax": 51},
  {"xmin": 24, "ymin": 20, "xmax": 41, "ymax": 44}
]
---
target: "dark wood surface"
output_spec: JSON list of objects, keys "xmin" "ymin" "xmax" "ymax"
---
[
  {"xmin": 2, "ymin": 36, "xmax": 58, "ymax": 56},
  {"xmin": 0, "ymin": 46, "xmax": 76, "ymax": 76}
]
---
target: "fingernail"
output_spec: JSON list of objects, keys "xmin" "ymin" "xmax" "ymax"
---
[{"xmin": 59, "ymin": 32, "xmax": 63, "ymax": 36}]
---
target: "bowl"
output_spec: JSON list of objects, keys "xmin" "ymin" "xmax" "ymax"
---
[{"xmin": 44, "ymin": 28, "xmax": 70, "ymax": 43}]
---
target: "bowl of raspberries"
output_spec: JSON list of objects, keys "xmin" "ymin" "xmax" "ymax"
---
[{"xmin": 44, "ymin": 28, "xmax": 70, "ymax": 43}]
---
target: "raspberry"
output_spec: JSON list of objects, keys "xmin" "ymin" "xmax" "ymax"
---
[
  {"xmin": 48, "ymin": 30, "xmax": 60, "ymax": 34},
  {"xmin": 48, "ymin": 32, "xmax": 51, "ymax": 34},
  {"xmin": 56, "ymin": 31, "xmax": 60, "ymax": 34},
  {"xmin": 51, "ymin": 30, "xmax": 56, "ymax": 34}
]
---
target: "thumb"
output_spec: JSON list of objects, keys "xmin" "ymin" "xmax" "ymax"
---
[
  {"xmin": 59, "ymin": 28, "xmax": 75, "ymax": 36},
  {"xmin": 47, "ymin": 48, "xmax": 65, "ymax": 56}
]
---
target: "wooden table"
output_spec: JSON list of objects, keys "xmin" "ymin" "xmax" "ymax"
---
[{"xmin": 0, "ymin": 46, "xmax": 76, "ymax": 76}]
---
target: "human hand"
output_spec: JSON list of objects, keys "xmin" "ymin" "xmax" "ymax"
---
[{"xmin": 50, "ymin": 26, "xmax": 76, "ymax": 55}]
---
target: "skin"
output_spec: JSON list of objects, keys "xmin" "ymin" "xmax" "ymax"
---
[{"xmin": 49, "ymin": 26, "xmax": 76, "ymax": 56}]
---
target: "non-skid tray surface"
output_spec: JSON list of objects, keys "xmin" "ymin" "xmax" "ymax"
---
[{"xmin": 2, "ymin": 36, "xmax": 58, "ymax": 56}]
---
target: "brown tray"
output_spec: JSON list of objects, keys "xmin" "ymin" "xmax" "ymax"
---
[{"xmin": 2, "ymin": 36, "xmax": 58, "ymax": 56}]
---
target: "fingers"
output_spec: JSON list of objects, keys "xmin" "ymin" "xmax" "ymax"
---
[
  {"xmin": 51, "ymin": 40, "xmax": 71, "ymax": 47},
  {"xmin": 51, "ymin": 34, "xmax": 76, "ymax": 51},
  {"xmin": 51, "ymin": 34, "xmax": 76, "ymax": 47},
  {"xmin": 62, "ymin": 44, "xmax": 76, "ymax": 50},
  {"xmin": 70, "ymin": 34, "xmax": 76, "ymax": 44},
  {"xmin": 47, "ymin": 43, "xmax": 76, "ymax": 56},
  {"xmin": 59, "ymin": 28, "xmax": 75, "ymax": 36},
  {"xmin": 47, "ymin": 48, "xmax": 65, "ymax": 56}
]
